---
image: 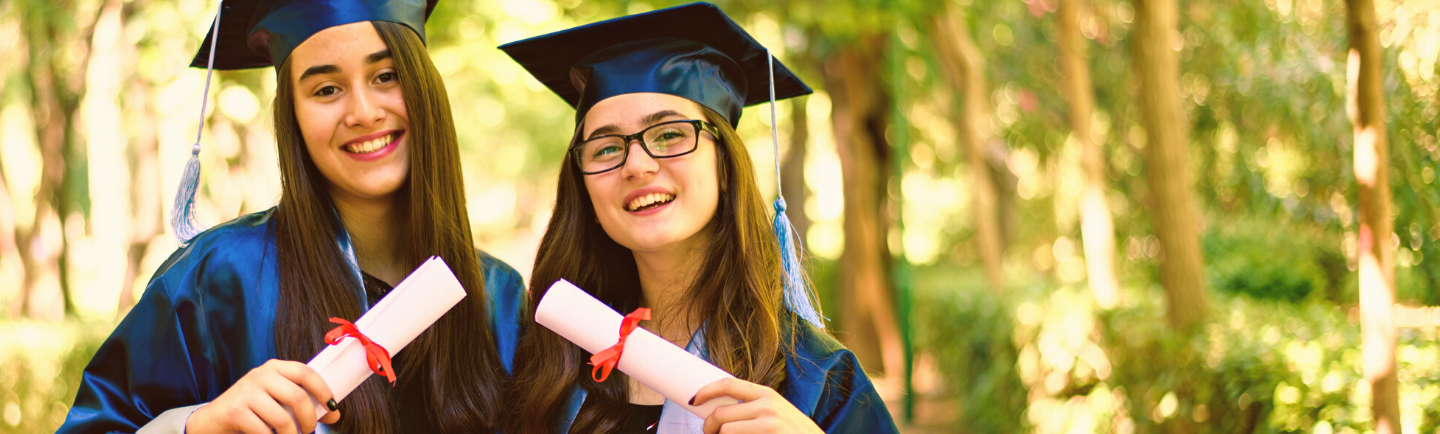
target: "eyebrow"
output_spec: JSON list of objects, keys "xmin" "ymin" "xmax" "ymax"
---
[
  {"xmin": 296, "ymin": 50, "xmax": 392, "ymax": 83},
  {"xmin": 365, "ymin": 49, "xmax": 391, "ymax": 64},
  {"xmin": 586, "ymin": 110, "xmax": 685, "ymax": 140},
  {"xmin": 297, "ymin": 64, "xmax": 339, "ymax": 83}
]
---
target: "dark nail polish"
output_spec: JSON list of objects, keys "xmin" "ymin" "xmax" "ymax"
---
[
  {"xmin": 326, "ymin": 398, "xmax": 338, "ymax": 412},
  {"xmin": 688, "ymin": 395, "xmax": 696, "ymax": 406}
]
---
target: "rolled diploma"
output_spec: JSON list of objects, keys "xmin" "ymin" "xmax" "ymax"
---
[
  {"xmin": 301, "ymin": 256, "xmax": 466, "ymax": 421},
  {"xmin": 535, "ymin": 279, "xmax": 741, "ymax": 419}
]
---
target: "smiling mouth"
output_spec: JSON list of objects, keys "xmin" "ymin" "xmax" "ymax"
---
[
  {"xmin": 344, "ymin": 133, "xmax": 396, "ymax": 154},
  {"xmin": 626, "ymin": 193, "xmax": 675, "ymax": 212}
]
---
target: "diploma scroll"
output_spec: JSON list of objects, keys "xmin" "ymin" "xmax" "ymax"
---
[
  {"xmin": 535, "ymin": 279, "xmax": 741, "ymax": 419},
  {"xmin": 302, "ymin": 256, "xmax": 466, "ymax": 421}
]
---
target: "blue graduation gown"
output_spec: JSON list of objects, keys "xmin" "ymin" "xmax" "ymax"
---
[
  {"xmin": 56, "ymin": 208, "xmax": 527, "ymax": 433},
  {"xmin": 557, "ymin": 318, "xmax": 900, "ymax": 433}
]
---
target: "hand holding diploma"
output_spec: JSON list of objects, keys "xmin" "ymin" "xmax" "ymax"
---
[
  {"xmin": 535, "ymin": 279, "xmax": 741, "ymax": 419},
  {"xmin": 187, "ymin": 257, "xmax": 466, "ymax": 434}
]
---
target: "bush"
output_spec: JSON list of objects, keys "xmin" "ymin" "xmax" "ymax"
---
[
  {"xmin": 911, "ymin": 263, "xmax": 1440, "ymax": 433},
  {"xmin": 1202, "ymin": 218, "xmax": 1347, "ymax": 303},
  {"xmin": 912, "ymin": 266, "xmax": 1030, "ymax": 433}
]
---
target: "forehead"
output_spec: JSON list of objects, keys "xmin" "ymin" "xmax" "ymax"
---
[
  {"xmin": 584, "ymin": 93, "xmax": 707, "ymax": 130},
  {"xmin": 287, "ymin": 21, "xmax": 386, "ymax": 73}
]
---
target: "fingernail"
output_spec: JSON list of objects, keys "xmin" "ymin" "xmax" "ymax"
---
[
  {"xmin": 688, "ymin": 395, "xmax": 696, "ymax": 406},
  {"xmin": 326, "ymin": 398, "xmax": 338, "ymax": 412}
]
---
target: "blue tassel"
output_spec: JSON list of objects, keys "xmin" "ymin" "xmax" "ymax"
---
[
  {"xmin": 171, "ymin": 143, "xmax": 203, "ymax": 243},
  {"xmin": 774, "ymin": 197, "xmax": 825, "ymax": 328}
]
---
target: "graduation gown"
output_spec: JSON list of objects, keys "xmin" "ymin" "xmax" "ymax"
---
[
  {"xmin": 55, "ymin": 208, "xmax": 527, "ymax": 433},
  {"xmin": 556, "ymin": 317, "xmax": 900, "ymax": 433}
]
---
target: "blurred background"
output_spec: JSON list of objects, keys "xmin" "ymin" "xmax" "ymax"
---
[{"xmin": 1, "ymin": 0, "xmax": 1438, "ymax": 432}]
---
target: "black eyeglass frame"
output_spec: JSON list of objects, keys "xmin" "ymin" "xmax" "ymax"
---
[{"xmin": 570, "ymin": 119, "xmax": 720, "ymax": 175}]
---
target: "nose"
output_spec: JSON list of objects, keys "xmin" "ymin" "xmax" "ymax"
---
[
  {"xmin": 619, "ymin": 139, "xmax": 658, "ymax": 180},
  {"xmin": 344, "ymin": 87, "xmax": 386, "ymax": 128}
]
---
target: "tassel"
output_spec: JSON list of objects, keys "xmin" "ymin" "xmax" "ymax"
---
[
  {"xmin": 764, "ymin": 48, "xmax": 824, "ymax": 328},
  {"xmin": 171, "ymin": 143, "xmax": 203, "ymax": 243},
  {"xmin": 773, "ymin": 197, "xmax": 825, "ymax": 328},
  {"xmin": 171, "ymin": 1, "xmax": 224, "ymax": 243}
]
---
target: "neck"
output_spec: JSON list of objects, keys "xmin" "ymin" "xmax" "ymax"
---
[
  {"xmin": 332, "ymin": 190, "xmax": 408, "ymax": 286},
  {"xmin": 632, "ymin": 236, "xmax": 709, "ymax": 346}
]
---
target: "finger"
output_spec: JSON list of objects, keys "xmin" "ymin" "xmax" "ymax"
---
[
  {"xmin": 259, "ymin": 372, "xmax": 319, "ymax": 433},
  {"xmin": 230, "ymin": 410, "xmax": 275, "ymax": 434},
  {"xmin": 273, "ymin": 360, "xmax": 336, "ymax": 406},
  {"xmin": 716, "ymin": 419, "xmax": 772, "ymax": 434},
  {"xmin": 692, "ymin": 378, "xmax": 770, "ymax": 407},
  {"xmin": 320, "ymin": 408, "xmax": 342, "ymax": 425},
  {"xmin": 247, "ymin": 393, "xmax": 301, "ymax": 434},
  {"xmin": 702, "ymin": 400, "xmax": 768, "ymax": 434}
]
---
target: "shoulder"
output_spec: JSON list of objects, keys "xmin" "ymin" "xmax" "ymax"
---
[
  {"xmin": 474, "ymin": 249, "xmax": 525, "ymax": 301},
  {"xmin": 783, "ymin": 318, "xmax": 897, "ymax": 431},
  {"xmin": 149, "ymin": 208, "xmax": 279, "ymax": 298},
  {"xmin": 474, "ymin": 249, "xmax": 527, "ymax": 374}
]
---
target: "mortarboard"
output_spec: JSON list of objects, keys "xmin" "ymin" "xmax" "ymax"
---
[
  {"xmin": 500, "ymin": 3, "xmax": 826, "ymax": 329},
  {"xmin": 172, "ymin": 0, "xmax": 438, "ymax": 243},
  {"xmin": 190, "ymin": 0, "xmax": 437, "ymax": 71},
  {"xmin": 498, "ymin": 2, "xmax": 812, "ymax": 127}
]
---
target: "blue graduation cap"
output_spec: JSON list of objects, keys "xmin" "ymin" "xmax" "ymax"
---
[
  {"xmin": 499, "ymin": 2, "xmax": 825, "ymax": 328},
  {"xmin": 172, "ymin": 0, "xmax": 437, "ymax": 242}
]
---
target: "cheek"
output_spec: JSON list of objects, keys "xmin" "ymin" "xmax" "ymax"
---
[
  {"xmin": 381, "ymin": 88, "xmax": 408, "ymax": 123},
  {"xmin": 295, "ymin": 100, "xmax": 334, "ymax": 148}
]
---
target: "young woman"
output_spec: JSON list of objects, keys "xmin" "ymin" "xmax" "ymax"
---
[
  {"xmin": 500, "ymin": 3, "xmax": 899, "ymax": 433},
  {"xmin": 58, "ymin": 1, "xmax": 523, "ymax": 433}
]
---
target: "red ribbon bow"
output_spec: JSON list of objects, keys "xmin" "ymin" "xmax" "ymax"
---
[
  {"xmin": 589, "ymin": 308, "xmax": 650, "ymax": 382},
  {"xmin": 324, "ymin": 318, "xmax": 396, "ymax": 385}
]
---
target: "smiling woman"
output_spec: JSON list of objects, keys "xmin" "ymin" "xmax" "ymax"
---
[{"xmin": 56, "ymin": 1, "xmax": 525, "ymax": 434}]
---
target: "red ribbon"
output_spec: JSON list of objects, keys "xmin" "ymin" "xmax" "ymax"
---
[
  {"xmin": 589, "ymin": 308, "xmax": 650, "ymax": 382},
  {"xmin": 324, "ymin": 318, "xmax": 397, "ymax": 385}
]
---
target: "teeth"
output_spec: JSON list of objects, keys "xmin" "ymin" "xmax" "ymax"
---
[
  {"xmin": 626, "ymin": 193, "xmax": 675, "ymax": 211},
  {"xmin": 346, "ymin": 134, "xmax": 392, "ymax": 154}
]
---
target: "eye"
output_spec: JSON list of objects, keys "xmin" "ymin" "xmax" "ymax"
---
[
  {"xmin": 375, "ymin": 71, "xmax": 397, "ymax": 84},
  {"xmin": 592, "ymin": 143, "xmax": 623, "ymax": 158},
  {"xmin": 313, "ymin": 85, "xmax": 340, "ymax": 97}
]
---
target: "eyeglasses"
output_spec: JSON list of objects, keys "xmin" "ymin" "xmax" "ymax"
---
[{"xmin": 572, "ymin": 119, "xmax": 719, "ymax": 175}]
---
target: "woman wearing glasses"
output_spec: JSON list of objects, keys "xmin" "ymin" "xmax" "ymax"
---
[
  {"xmin": 58, "ymin": 1, "xmax": 523, "ymax": 433},
  {"xmin": 500, "ymin": 3, "xmax": 899, "ymax": 433}
]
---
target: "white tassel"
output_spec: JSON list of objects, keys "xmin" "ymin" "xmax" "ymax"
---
[{"xmin": 171, "ymin": 1, "xmax": 223, "ymax": 243}]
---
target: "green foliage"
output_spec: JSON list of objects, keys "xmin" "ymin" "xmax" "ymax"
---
[
  {"xmin": 912, "ymin": 266, "xmax": 1029, "ymax": 433},
  {"xmin": 0, "ymin": 321, "xmax": 109, "ymax": 433},
  {"xmin": 912, "ymin": 264, "xmax": 1440, "ymax": 433},
  {"xmin": 1202, "ymin": 218, "xmax": 1346, "ymax": 303}
]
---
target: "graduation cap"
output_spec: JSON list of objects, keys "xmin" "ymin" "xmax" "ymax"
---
[
  {"xmin": 172, "ymin": 0, "xmax": 437, "ymax": 242},
  {"xmin": 498, "ymin": 2, "xmax": 811, "ymax": 127},
  {"xmin": 190, "ymin": 0, "xmax": 437, "ymax": 71},
  {"xmin": 500, "ymin": 2, "xmax": 826, "ymax": 328}
]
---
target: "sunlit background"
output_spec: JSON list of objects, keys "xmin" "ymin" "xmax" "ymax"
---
[{"xmin": 2, "ymin": 0, "xmax": 1439, "ymax": 432}]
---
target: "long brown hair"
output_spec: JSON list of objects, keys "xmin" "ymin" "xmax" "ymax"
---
[
  {"xmin": 505, "ymin": 106, "xmax": 798, "ymax": 433},
  {"xmin": 270, "ymin": 21, "xmax": 505, "ymax": 433}
]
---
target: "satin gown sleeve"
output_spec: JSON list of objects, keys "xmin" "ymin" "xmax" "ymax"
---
[
  {"xmin": 56, "ymin": 211, "xmax": 282, "ymax": 434},
  {"xmin": 477, "ymin": 250, "xmax": 527, "ymax": 375},
  {"xmin": 784, "ymin": 320, "xmax": 901, "ymax": 434}
]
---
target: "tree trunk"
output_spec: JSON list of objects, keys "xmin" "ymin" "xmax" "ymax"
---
[
  {"xmin": 822, "ymin": 40, "xmax": 906, "ymax": 381},
  {"xmin": 1345, "ymin": 0, "xmax": 1401, "ymax": 431},
  {"xmin": 1131, "ymin": 0, "xmax": 1208, "ymax": 332},
  {"xmin": 930, "ymin": 7, "xmax": 1006, "ymax": 289},
  {"xmin": 781, "ymin": 98, "xmax": 811, "ymax": 250},
  {"xmin": 1060, "ymin": 0, "xmax": 1122, "ymax": 308},
  {"xmin": 119, "ymin": 2, "xmax": 158, "ymax": 316}
]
